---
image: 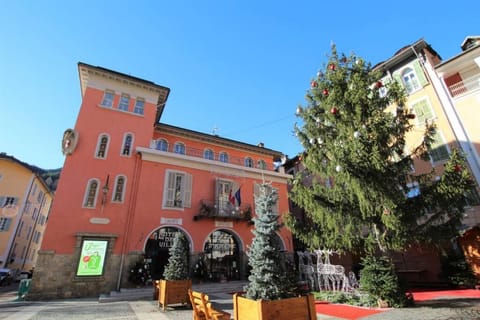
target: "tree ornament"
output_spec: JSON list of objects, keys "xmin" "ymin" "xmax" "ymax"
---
[
  {"xmin": 329, "ymin": 63, "xmax": 336, "ymax": 71},
  {"xmin": 317, "ymin": 138, "xmax": 323, "ymax": 144},
  {"xmin": 330, "ymin": 107, "xmax": 338, "ymax": 115},
  {"xmin": 317, "ymin": 70, "xmax": 323, "ymax": 78},
  {"xmin": 353, "ymin": 131, "xmax": 360, "ymax": 138},
  {"xmin": 375, "ymin": 81, "xmax": 383, "ymax": 88},
  {"xmin": 323, "ymin": 89, "xmax": 329, "ymax": 96},
  {"xmin": 335, "ymin": 165, "xmax": 342, "ymax": 172},
  {"xmin": 454, "ymin": 164, "xmax": 462, "ymax": 172},
  {"xmin": 296, "ymin": 106, "xmax": 303, "ymax": 115},
  {"xmin": 309, "ymin": 138, "xmax": 315, "ymax": 145},
  {"xmin": 311, "ymin": 81, "xmax": 318, "ymax": 88}
]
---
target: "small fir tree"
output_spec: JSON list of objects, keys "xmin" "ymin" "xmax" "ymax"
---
[
  {"xmin": 163, "ymin": 232, "xmax": 189, "ymax": 280},
  {"xmin": 287, "ymin": 45, "xmax": 473, "ymax": 254},
  {"xmin": 245, "ymin": 182, "xmax": 295, "ymax": 300}
]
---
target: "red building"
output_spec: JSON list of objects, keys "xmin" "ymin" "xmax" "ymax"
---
[{"xmin": 28, "ymin": 63, "xmax": 292, "ymax": 299}]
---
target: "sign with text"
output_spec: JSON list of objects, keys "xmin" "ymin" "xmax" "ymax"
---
[{"xmin": 76, "ymin": 239, "xmax": 108, "ymax": 276}]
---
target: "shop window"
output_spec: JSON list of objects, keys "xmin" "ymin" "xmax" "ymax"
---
[
  {"xmin": 83, "ymin": 179, "xmax": 100, "ymax": 208},
  {"xmin": 163, "ymin": 170, "xmax": 192, "ymax": 209}
]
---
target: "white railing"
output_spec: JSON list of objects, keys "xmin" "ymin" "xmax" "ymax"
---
[{"xmin": 449, "ymin": 74, "xmax": 480, "ymax": 97}]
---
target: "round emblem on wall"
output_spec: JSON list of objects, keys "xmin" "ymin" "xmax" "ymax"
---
[{"xmin": 62, "ymin": 129, "xmax": 79, "ymax": 155}]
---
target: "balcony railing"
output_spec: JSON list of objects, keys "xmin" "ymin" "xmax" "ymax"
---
[
  {"xmin": 194, "ymin": 200, "xmax": 252, "ymax": 222},
  {"xmin": 449, "ymin": 74, "xmax": 480, "ymax": 97},
  {"xmin": 149, "ymin": 140, "xmax": 274, "ymax": 171}
]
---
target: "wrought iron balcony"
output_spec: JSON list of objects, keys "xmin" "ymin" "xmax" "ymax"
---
[
  {"xmin": 194, "ymin": 200, "xmax": 252, "ymax": 221},
  {"xmin": 448, "ymin": 74, "xmax": 480, "ymax": 98}
]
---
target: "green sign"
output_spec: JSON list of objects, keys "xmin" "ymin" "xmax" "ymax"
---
[{"xmin": 76, "ymin": 240, "xmax": 108, "ymax": 276}]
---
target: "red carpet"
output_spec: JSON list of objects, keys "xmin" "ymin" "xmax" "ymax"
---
[
  {"xmin": 314, "ymin": 301, "xmax": 386, "ymax": 319},
  {"xmin": 314, "ymin": 289, "xmax": 480, "ymax": 320},
  {"xmin": 410, "ymin": 288, "xmax": 480, "ymax": 301}
]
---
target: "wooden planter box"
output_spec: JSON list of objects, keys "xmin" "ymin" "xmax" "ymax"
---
[
  {"xmin": 233, "ymin": 293, "xmax": 316, "ymax": 320},
  {"xmin": 157, "ymin": 279, "xmax": 192, "ymax": 310}
]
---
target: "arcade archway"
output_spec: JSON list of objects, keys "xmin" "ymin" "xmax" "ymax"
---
[
  {"xmin": 144, "ymin": 226, "xmax": 190, "ymax": 280},
  {"xmin": 203, "ymin": 229, "xmax": 241, "ymax": 281}
]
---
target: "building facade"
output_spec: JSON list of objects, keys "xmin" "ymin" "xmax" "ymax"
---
[
  {"xmin": 0, "ymin": 153, "xmax": 54, "ymax": 275},
  {"xmin": 28, "ymin": 63, "xmax": 292, "ymax": 299}
]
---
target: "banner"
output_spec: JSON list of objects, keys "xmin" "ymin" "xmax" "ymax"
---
[{"xmin": 76, "ymin": 239, "xmax": 108, "ymax": 276}]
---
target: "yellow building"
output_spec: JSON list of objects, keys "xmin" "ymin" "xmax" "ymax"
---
[{"xmin": 0, "ymin": 153, "xmax": 55, "ymax": 275}]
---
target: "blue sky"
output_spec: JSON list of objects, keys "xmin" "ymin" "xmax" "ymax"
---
[{"xmin": 1, "ymin": 1, "xmax": 478, "ymax": 169}]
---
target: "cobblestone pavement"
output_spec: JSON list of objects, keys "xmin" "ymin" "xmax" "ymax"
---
[{"xmin": 1, "ymin": 281, "xmax": 480, "ymax": 319}]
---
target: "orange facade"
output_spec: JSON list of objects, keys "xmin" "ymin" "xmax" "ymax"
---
[{"xmin": 29, "ymin": 63, "xmax": 292, "ymax": 299}]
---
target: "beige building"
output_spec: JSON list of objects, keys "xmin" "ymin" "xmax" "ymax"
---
[{"xmin": 0, "ymin": 153, "xmax": 54, "ymax": 275}]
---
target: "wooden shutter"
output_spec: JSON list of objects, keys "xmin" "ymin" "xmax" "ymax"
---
[
  {"xmin": 165, "ymin": 171, "xmax": 176, "ymax": 207},
  {"xmin": 183, "ymin": 173, "xmax": 192, "ymax": 208},
  {"xmin": 412, "ymin": 60, "xmax": 428, "ymax": 87},
  {"xmin": 413, "ymin": 99, "xmax": 434, "ymax": 125}
]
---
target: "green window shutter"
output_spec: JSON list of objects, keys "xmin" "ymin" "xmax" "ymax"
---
[
  {"xmin": 412, "ymin": 60, "xmax": 428, "ymax": 87},
  {"xmin": 412, "ymin": 99, "xmax": 433, "ymax": 125},
  {"xmin": 429, "ymin": 131, "xmax": 449, "ymax": 162},
  {"xmin": 183, "ymin": 173, "xmax": 192, "ymax": 208},
  {"xmin": 392, "ymin": 70, "xmax": 403, "ymax": 87}
]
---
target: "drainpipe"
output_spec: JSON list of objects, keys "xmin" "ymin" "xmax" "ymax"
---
[{"xmin": 116, "ymin": 151, "xmax": 142, "ymax": 291}]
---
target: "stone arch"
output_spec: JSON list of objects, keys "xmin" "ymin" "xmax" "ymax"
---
[
  {"xmin": 144, "ymin": 226, "xmax": 192, "ymax": 281},
  {"xmin": 202, "ymin": 229, "xmax": 242, "ymax": 281}
]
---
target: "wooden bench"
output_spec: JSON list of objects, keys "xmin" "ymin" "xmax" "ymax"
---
[{"xmin": 188, "ymin": 289, "xmax": 231, "ymax": 320}]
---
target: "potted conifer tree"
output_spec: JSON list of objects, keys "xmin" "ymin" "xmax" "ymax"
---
[
  {"xmin": 157, "ymin": 232, "xmax": 192, "ymax": 310},
  {"xmin": 233, "ymin": 182, "xmax": 316, "ymax": 320}
]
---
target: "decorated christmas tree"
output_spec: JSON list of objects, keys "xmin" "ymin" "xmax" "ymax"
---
[
  {"xmin": 287, "ymin": 45, "xmax": 473, "ymax": 255},
  {"xmin": 245, "ymin": 182, "xmax": 295, "ymax": 300},
  {"xmin": 163, "ymin": 232, "xmax": 189, "ymax": 280}
]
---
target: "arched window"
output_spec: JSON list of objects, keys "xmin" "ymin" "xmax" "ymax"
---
[
  {"xmin": 155, "ymin": 139, "xmax": 168, "ymax": 152},
  {"xmin": 174, "ymin": 142, "xmax": 186, "ymax": 155},
  {"xmin": 401, "ymin": 67, "xmax": 420, "ymax": 94},
  {"xmin": 121, "ymin": 133, "xmax": 134, "ymax": 156},
  {"xmin": 112, "ymin": 175, "xmax": 126, "ymax": 202},
  {"xmin": 257, "ymin": 159, "xmax": 267, "ymax": 170},
  {"xmin": 204, "ymin": 149, "xmax": 214, "ymax": 160},
  {"xmin": 219, "ymin": 152, "xmax": 229, "ymax": 163},
  {"xmin": 83, "ymin": 179, "xmax": 99, "ymax": 208},
  {"xmin": 95, "ymin": 134, "xmax": 110, "ymax": 159},
  {"xmin": 244, "ymin": 157, "xmax": 253, "ymax": 168}
]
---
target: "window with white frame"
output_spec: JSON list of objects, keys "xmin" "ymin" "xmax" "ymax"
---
[
  {"xmin": 0, "ymin": 217, "xmax": 12, "ymax": 231},
  {"xmin": 257, "ymin": 159, "xmax": 267, "ymax": 170},
  {"xmin": 163, "ymin": 170, "xmax": 192, "ymax": 209},
  {"xmin": 429, "ymin": 130, "xmax": 450, "ymax": 163},
  {"xmin": 155, "ymin": 139, "xmax": 168, "ymax": 151},
  {"xmin": 174, "ymin": 142, "xmax": 186, "ymax": 155},
  {"xmin": 401, "ymin": 67, "xmax": 421, "ymax": 94},
  {"xmin": 254, "ymin": 183, "xmax": 279, "ymax": 214},
  {"xmin": 216, "ymin": 179, "xmax": 241, "ymax": 215},
  {"xmin": 411, "ymin": 98, "xmax": 434, "ymax": 126},
  {"xmin": 219, "ymin": 152, "xmax": 229, "ymax": 163},
  {"xmin": 121, "ymin": 133, "xmax": 133, "ymax": 156},
  {"xmin": 95, "ymin": 134, "xmax": 110, "ymax": 159},
  {"xmin": 112, "ymin": 175, "xmax": 126, "ymax": 202},
  {"xmin": 101, "ymin": 90, "xmax": 114, "ymax": 107},
  {"xmin": 133, "ymin": 98, "xmax": 145, "ymax": 115},
  {"xmin": 83, "ymin": 179, "xmax": 100, "ymax": 208},
  {"xmin": 204, "ymin": 149, "xmax": 214, "ymax": 160},
  {"xmin": 118, "ymin": 94, "xmax": 130, "ymax": 111},
  {"xmin": 244, "ymin": 157, "xmax": 253, "ymax": 168}
]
